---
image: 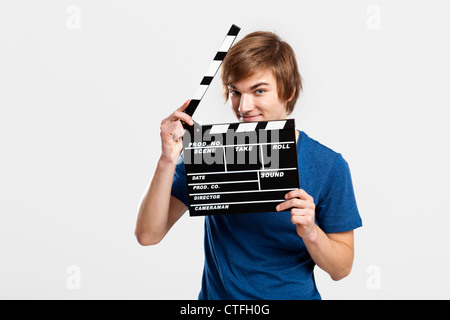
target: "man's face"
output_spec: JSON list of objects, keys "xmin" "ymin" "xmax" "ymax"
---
[{"xmin": 228, "ymin": 69, "xmax": 288, "ymax": 122}]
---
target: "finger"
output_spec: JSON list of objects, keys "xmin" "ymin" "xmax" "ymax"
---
[
  {"xmin": 172, "ymin": 126, "xmax": 186, "ymax": 142},
  {"xmin": 298, "ymin": 189, "xmax": 314, "ymax": 201},
  {"xmin": 276, "ymin": 198, "xmax": 303, "ymax": 211},
  {"xmin": 276, "ymin": 199, "xmax": 291, "ymax": 212},
  {"xmin": 285, "ymin": 189, "xmax": 313, "ymax": 201},
  {"xmin": 290, "ymin": 208, "xmax": 311, "ymax": 216},
  {"xmin": 161, "ymin": 100, "xmax": 193, "ymax": 125},
  {"xmin": 177, "ymin": 99, "xmax": 191, "ymax": 112},
  {"xmin": 284, "ymin": 189, "xmax": 301, "ymax": 200},
  {"xmin": 161, "ymin": 121, "xmax": 183, "ymax": 141},
  {"xmin": 291, "ymin": 214, "xmax": 306, "ymax": 224},
  {"xmin": 172, "ymin": 110, "xmax": 194, "ymax": 126},
  {"xmin": 291, "ymin": 215, "xmax": 313, "ymax": 226}
]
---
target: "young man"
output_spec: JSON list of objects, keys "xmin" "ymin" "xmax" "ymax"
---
[{"xmin": 135, "ymin": 31, "xmax": 362, "ymax": 299}]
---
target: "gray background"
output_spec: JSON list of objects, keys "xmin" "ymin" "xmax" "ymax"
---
[{"xmin": 1, "ymin": 0, "xmax": 449, "ymax": 299}]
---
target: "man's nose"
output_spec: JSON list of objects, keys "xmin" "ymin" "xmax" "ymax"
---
[{"xmin": 238, "ymin": 94, "xmax": 254, "ymax": 114}]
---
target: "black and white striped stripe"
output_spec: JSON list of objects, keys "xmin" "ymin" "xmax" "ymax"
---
[
  {"xmin": 183, "ymin": 24, "xmax": 241, "ymax": 122},
  {"xmin": 207, "ymin": 119, "xmax": 293, "ymax": 134}
]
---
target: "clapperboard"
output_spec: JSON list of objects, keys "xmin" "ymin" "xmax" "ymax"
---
[
  {"xmin": 183, "ymin": 120, "xmax": 299, "ymax": 216},
  {"xmin": 181, "ymin": 25, "xmax": 299, "ymax": 216}
]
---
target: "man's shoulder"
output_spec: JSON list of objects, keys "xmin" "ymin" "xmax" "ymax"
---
[
  {"xmin": 298, "ymin": 131, "xmax": 341, "ymax": 165},
  {"xmin": 297, "ymin": 131, "xmax": 355, "ymax": 209}
]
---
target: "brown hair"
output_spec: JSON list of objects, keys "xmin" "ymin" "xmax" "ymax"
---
[{"xmin": 221, "ymin": 31, "xmax": 302, "ymax": 115}]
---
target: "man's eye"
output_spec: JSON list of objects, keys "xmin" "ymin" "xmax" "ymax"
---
[
  {"xmin": 255, "ymin": 89, "xmax": 265, "ymax": 95},
  {"xmin": 230, "ymin": 90, "xmax": 241, "ymax": 95}
]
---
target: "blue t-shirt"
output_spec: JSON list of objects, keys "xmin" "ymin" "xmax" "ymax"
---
[{"xmin": 171, "ymin": 130, "xmax": 362, "ymax": 300}]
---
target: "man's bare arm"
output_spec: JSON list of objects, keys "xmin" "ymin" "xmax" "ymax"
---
[
  {"xmin": 134, "ymin": 101, "xmax": 192, "ymax": 246},
  {"xmin": 277, "ymin": 189, "xmax": 355, "ymax": 280}
]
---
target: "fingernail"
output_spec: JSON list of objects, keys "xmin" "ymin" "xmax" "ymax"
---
[{"xmin": 276, "ymin": 205, "xmax": 280, "ymax": 211}]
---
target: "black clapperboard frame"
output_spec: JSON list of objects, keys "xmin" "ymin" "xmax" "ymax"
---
[{"xmin": 181, "ymin": 25, "xmax": 300, "ymax": 216}]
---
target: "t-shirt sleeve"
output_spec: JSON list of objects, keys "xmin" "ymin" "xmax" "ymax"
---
[
  {"xmin": 170, "ymin": 153, "xmax": 190, "ymax": 209},
  {"xmin": 315, "ymin": 154, "xmax": 362, "ymax": 234}
]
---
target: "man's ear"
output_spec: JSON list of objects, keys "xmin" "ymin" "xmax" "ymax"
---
[{"xmin": 287, "ymin": 88, "xmax": 296, "ymax": 102}]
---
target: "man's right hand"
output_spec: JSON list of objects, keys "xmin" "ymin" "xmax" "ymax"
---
[{"xmin": 159, "ymin": 100, "xmax": 194, "ymax": 164}]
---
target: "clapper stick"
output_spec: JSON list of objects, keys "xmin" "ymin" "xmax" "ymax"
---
[{"xmin": 182, "ymin": 24, "xmax": 241, "ymax": 128}]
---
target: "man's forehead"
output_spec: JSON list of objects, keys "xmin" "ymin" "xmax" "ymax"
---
[{"xmin": 229, "ymin": 70, "xmax": 276, "ymax": 89}]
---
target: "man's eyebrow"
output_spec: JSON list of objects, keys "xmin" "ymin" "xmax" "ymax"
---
[
  {"xmin": 249, "ymin": 82, "xmax": 269, "ymax": 90},
  {"xmin": 229, "ymin": 82, "xmax": 270, "ymax": 91}
]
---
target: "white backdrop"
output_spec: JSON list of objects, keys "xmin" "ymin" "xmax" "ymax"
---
[{"xmin": 1, "ymin": 0, "xmax": 450, "ymax": 299}]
